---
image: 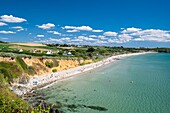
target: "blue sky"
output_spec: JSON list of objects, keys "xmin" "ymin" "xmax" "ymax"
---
[{"xmin": 0, "ymin": 0, "xmax": 170, "ymax": 47}]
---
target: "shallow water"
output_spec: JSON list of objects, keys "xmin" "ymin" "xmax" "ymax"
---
[{"xmin": 37, "ymin": 53, "xmax": 170, "ymax": 113}]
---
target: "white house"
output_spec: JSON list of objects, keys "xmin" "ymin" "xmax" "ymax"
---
[
  {"xmin": 63, "ymin": 51, "xmax": 72, "ymax": 56},
  {"xmin": 67, "ymin": 51, "xmax": 72, "ymax": 55},
  {"xmin": 46, "ymin": 50, "xmax": 53, "ymax": 54},
  {"xmin": 19, "ymin": 49, "xmax": 23, "ymax": 52}
]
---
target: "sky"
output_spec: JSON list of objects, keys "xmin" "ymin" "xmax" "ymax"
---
[{"xmin": 0, "ymin": 0, "xmax": 170, "ymax": 47}]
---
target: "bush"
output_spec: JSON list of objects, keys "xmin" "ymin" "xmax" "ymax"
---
[
  {"xmin": 87, "ymin": 47, "xmax": 95, "ymax": 53},
  {"xmin": 15, "ymin": 57, "xmax": 28, "ymax": 72},
  {"xmin": 0, "ymin": 74, "xmax": 6, "ymax": 87},
  {"xmin": 52, "ymin": 59, "xmax": 59, "ymax": 67},
  {"xmin": 0, "ymin": 87, "xmax": 30, "ymax": 113},
  {"xmin": 52, "ymin": 69, "xmax": 57, "ymax": 72},
  {"xmin": 45, "ymin": 61, "xmax": 53, "ymax": 68},
  {"xmin": 0, "ymin": 68, "xmax": 12, "ymax": 82},
  {"xmin": 0, "ymin": 62, "xmax": 22, "ymax": 82},
  {"xmin": 28, "ymin": 66, "xmax": 36, "ymax": 75},
  {"xmin": 15, "ymin": 57, "xmax": 35, "ymax": 75}
]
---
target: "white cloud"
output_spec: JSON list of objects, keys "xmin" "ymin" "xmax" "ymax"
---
[
  {"xmin": 95, "ymin": 40, "xmax": 108, "ymax": 44},
  {"xmin": 60, "ymin": 37, "xmax": 71, "ymax": 41},
  {"xmin": 103, "ymin": 31, "xmax": 117, "ymax": 36},
  {"xmin": 107, "ymin": 39, "xmax": 117, "ymax": 43},
  {"xmin": 122, "ymin": 27, "xmax": 142, "ymax": 33},
  {"xmin": 11, "ymin": 26, "xmax": 24, "ymax": 32},
  {"xmin": 64, "ymin": 26, "xmax": 77, "ymax": 29},
  {"xmin": 11, "ymin": 26, "xmax": 23, "ymax": 29},
  {"xmin": 47, "ymin": 31, "xmax": 61, "ymax": 35},
  {"xmin": 0, "ymin": 30, "xmax": 16, "ymax": 34},
  {"xmin": 76, "ymin": 26, "xmax": 93, "ymax": 31},
  {"xmin": 0, "ymin": 15, "xmax": 27, "ymax": 23},
  {"xmin": 36, "ymin": 27, "xmax": 170, "ymax": 45},
  {"xmin": 49, "ymin": 38, "xmax": 63, "ymax": 43},
  {"xmin": 17, "ymin": 28, "xmax": 24, "ymax": 32},
  {"xmin": 89, "ymin": 35, "xmax": 97, "ymax": 38},
  {"xmin": 72, "ymin": 38, "xmax": 84, "ymax": 42},
  {"xmin": 61, "ymin": 34, "xmax": 73, "ymax": 36},
  {"xmin": 48, "ymin": 37, "xmax": 71, "ymax": 43},
  {"xmin": 0, "ymin": 22, "xmax": 7, "ymax": 26},
  {"xmin": 37, "ymin": 35, "xmax": 44, "ymax": 38},
  {"xmin": 117, "ymin": 34, "xmax": 132, "ymax": 43},
  {"xmin": 1, "ymin": 38, "xmax": 8, "ymax": 40},
  {"xmin": 64, "ymin": 25, "xmax": 93, "ymax": 31},
  {"xmin": 77, "ymin": 36, "xmax": 96, "ymax": 41},
  {"xmin": 129, "ymin": 29, "xmax": 170, "ymax": 42},
  {"xmin": 63, "ymin": 25, "xmax": 104, "ymax": 33},
  {"xmin": 37, "ymin": 23, "xmax": 55, "ymax": 30},
  {"xmin": 92, "ymin": 30, "xmax": 103, "ymax": 32},
  {"xmin": 118, "ymin": 28, "xmax": 170, "ymax": 42},
  {"xmin": 66, "ymin": 29, "xmax": 79, "ymax": 32},
  {"xmin": 98, "ymin": 35, "xmax": 107, "ymax": 40}
]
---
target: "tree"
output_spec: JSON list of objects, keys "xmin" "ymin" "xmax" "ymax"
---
[{"xmin": 87, "ymin": 47, "xmax": 95, "ymax": 53}]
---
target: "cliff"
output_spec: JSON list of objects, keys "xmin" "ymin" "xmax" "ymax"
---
[{"xmin": 0, "ymin": 56, "xmax": 93, "ymax": 76}]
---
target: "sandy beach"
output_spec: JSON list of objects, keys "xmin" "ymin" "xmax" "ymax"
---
[{"xmin": 10, "ymin": 52, "xmax": 154, "ymax": 96}]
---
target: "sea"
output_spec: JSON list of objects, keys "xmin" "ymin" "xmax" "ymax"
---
[{"xmin": 35, "ymin": 53, "xmax": 170, "ymax": 113}]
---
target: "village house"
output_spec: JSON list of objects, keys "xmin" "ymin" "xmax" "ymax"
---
[
  {"xmin": 19, "ymin": 49, "xmax": 23, "ymax": 52},
  {"xmin": 46, "ymin": 50, "xmax": 53, "ymax": 54}
]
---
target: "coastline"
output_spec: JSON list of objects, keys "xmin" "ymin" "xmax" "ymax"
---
[{"xmin": 10, "ymin": 52, "xmax": 155, "ymax": 96}]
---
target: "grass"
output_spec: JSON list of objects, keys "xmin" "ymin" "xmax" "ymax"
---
[
  {"xmin": 15, "ymin": 57, "xmax": 36, "ymax": 75},
  {"xmin": 0, "ymin": 84, "xmax": 51, "ymax": 113},
  {"xmin": 0, "ymin": 62, "xmax": 22, "ymax": 83},
  {"xmin": 0, "ymin": 86, "xmax": 30, "ymax": 113},
  {"xmin": 0, "ymin": 69, "xmax": 30, "ymax": 113},
  {"xmin": 0, "ymin": 61, "xmax": 50, "ymax": 113}
]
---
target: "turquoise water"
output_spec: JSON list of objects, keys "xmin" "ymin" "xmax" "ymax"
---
[{"xmin": 39, "ymin": 53, "xmax": 170, "ymax": 113}]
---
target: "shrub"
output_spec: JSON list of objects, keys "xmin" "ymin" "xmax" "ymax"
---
[
  {"xmin": 28, "ymin": 66, "xmax": 36, "ymax": 75},
  {"xmin": 52, "ymin": 69, "xmax": 57, "ymax": 72},
  {"xmin": 0, "ymin": 62, "xmax": 22, "ymax": 82},
  {"xmin": 0, "ymin": 68, "xmax": 12, "ymax": 82},
  {"xmin": 86, "ymin": 47, "xmax": 95, "ymax": 53},
  {"xmin": 52, "ymin": 59, "xmax": 59, "ymax": 67},
  {"xmin": 15, "ymin": 57, "xmax": 35, "ymax": 75},
  {"xmin": 15, "ymin": 57, "xmax": 28, "ymax": 72},
  {"xmin": 45, "ymin": 61, "xmax": 53, "ymax": 68},
  {"xmin": 0, "ymin": 87, "xmax": 30, "ymax": 113}
]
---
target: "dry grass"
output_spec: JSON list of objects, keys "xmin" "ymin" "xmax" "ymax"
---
[
  {"xmin": 59, "ymin": 47, "xmax": 75, "ymax": 49},
  {"xmin": 10, "ymin": 45, "xmax": 49, "ymax": 51},
  {"xmin": 11, "ymin": 42, "xmax": 46, "ymax": 47}
]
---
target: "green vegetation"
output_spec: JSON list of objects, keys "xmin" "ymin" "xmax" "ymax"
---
[
  {"xmin": 45, "ymin": 61, "xmax": 54, "ymax": 68},
  {"xmin": 0, "ymin": 86, "xmax": 30, "ymax": 113},
  {"xmin": 80, "ymin": 62, "xmax": 91, "ymax": 66},
  {"xmin": 0, "ymin": 41, "xmax": 170, "ymax": 61},
  {"xmin": 0, "ymin": 86, "xmax": 51, "ymax": 113},
  {"xmin": 0, "ymin": 61, "xmax": 51, "ymax": 113},
  {"xmin": 15, "ymin": 57, "xmax": 36, "ymax": 75},
  {"xmin": 0, "ymin": 62, "xmax": 28, "ymax": 112},
  {"xmin": 52, "ymin": 59, "xmax": 59, "ymax": 67},
  {"xmin": 0, "ymin": 62, "xmax": 22, "ymax": 83},
  {"xmin": 52, "ymin": 69, "xmax": 57, "ymax": 72}
]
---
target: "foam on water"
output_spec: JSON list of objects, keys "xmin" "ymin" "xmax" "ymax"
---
[{"xmin": 38, "ymin": 53, "xmax": 170, "ymax": 113}]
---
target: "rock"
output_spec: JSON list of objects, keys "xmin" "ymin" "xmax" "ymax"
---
[
  {"xmin": 35, "ymin": 96, "xmax": 45, "ymax": 100},
  {"xmin": 55, "ymin": 109, "xmax": 61, "ymax": 113},
  {"xmin": 41, "ymin": 101, "xmax": 49, "ymax": 109},
  {"xmin": 32, "ymin": 102, "xmax": 40, "ymax": 107},
  {"xmin": 49, "ymin": 108, "xmax": 55, "ymax": 113}
]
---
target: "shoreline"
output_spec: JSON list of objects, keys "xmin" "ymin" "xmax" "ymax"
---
[{"xmin": 10, "ymin": 52, "xmax": 155, "ymax": 96}]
